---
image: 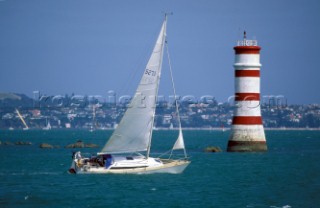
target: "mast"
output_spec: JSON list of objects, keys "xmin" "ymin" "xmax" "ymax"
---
[
  {"xmin": 92, "ymin": 104, "xmax": 96, "ymax": 130},
  {"xmin": 146, "ymin": 14, "xmax": 168, "ymax": 158}
]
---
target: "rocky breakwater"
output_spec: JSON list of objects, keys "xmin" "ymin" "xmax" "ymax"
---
[
  {"xmin": 65, "ymin": 140, "xmax": 99, "ymax": 149},
  {"xmin": 1, "ymin": 139, "xmax": 98, "ymax": 149},
  {"xmin": 39, "ymin": 143, "xmax": 60, "ymax": 149},
  {"xmin": 0, "ymin": 141, "xmax": 32, "ymax": 146}
]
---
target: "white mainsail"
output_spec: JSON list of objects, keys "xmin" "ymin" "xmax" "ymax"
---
[{"xmin": 100, "ymin": 19, "xmax": 167, "ymax": 154}]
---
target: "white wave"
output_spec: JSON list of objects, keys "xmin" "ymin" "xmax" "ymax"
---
[{"xmin": 29, "ymin": 171, "xmax": 61, "ymax": 175}]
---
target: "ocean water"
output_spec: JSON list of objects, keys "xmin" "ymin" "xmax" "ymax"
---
[{"xmin": 0, "ymin": 130, "xmax": 320, "ymax": 208}]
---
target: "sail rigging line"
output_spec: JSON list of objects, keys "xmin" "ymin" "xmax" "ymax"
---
[
  {"xmin": 165, "ymin": 42, "xmax": 188, "ymax": 159},
  {"xmin": 118, "ymin": 61, "xmax": 140, "ymax": 101}
]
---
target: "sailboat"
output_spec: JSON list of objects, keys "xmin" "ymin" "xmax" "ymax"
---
[
  {"xmin": 15, "ymin": 109, "xmax": 29, "ymax": 130},
  {"xmin": 43, "ymin": 117, "xmax": 52, "ymax": 130},
  {"xmin": 89, "ymin": 104, "xmax": 97, "ymax": 132},
  {"xmin": 69, "ymin": 15, "xmax": 190, "ymax": 174}
]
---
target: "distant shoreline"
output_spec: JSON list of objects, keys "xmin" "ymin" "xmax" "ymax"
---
[
  {"xmin": 2, "ymin": 127, "xmax": 320, "ymax": 131},
  {"xmin": 156, "ymin": 127, "xmax": 320, "ymax": 131}
]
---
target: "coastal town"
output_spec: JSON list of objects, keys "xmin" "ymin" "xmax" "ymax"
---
[{"xmin": 1, "ymin": 93, "xmax": 319, "ymax": 130}]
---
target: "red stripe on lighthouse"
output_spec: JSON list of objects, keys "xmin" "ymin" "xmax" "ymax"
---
[
  {"xmin": 232, "ymin": 116, "xmax": 263, "ymax": 125},
  {"xmin": 235, "ymin": 93, "xmax": 260, "ymax": 101},
  {"xmin": 234, "ymin": 46, "xmax": 261, "ymax": 54},
  {"xmin": 235, "ymin": 70, "xmax": 260, "ymax": 77}
]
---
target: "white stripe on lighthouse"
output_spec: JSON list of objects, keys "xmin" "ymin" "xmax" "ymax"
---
[
  {"xmin": 234, "ymin": 54, "xmax": 261, "ymax": 67},
  {"xmin": 235, "ymin": 77, "xmax": 260, "ymax": 93},
  {"xmin": 233, "ymin": 101, "xmax": 262, "ymax": 116}
]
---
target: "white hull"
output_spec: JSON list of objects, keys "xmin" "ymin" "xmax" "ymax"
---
[{"xmin": 69, "ymin": 158, "xmax": 190, "ymax": 174}]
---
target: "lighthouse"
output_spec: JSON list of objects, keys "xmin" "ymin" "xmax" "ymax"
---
[{"xmin": 227, "ymin": 32, "xmax": 267, "ymax": 152}]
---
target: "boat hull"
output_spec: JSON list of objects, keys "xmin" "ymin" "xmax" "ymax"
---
[{"xmin": 69, "ymin": 159, "xmax": 190, "ymax": 174}]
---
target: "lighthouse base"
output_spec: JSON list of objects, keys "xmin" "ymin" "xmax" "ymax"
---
[{"xmin": 227, "ymin": 140, "xmax": 267, "ymax": 152}]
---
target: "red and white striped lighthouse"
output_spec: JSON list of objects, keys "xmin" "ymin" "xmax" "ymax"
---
[{"xmin": 227, "ymin": 32, "xmax": 267, "ymax": 152}]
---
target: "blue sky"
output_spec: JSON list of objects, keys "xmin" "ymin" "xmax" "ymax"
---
[{"xmin": 0, "ymin": 0, "xmax": 319, "ymax": 104}]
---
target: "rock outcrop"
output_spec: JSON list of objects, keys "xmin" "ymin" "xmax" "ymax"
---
[
  {"xmin": 204, "ymin": 146, "xmax": 222, "ymax": 152},
  {"xmin": 4, "ymin": 141, "xmax": 14, "ymax": 145},
  {"xmin": 84, "ymin": 143, "xmax": 99, "ymax": 148},
  {"xmin": 15, "ymin": 141, "xmax": 32, "ymax": 145},
  {"xmin": 39, "ymin": 143, "xmax": 54, "ymax": 149},
  {"xmin": 65, "ymin": 140, "xmax": 99, "ymax": 148}
]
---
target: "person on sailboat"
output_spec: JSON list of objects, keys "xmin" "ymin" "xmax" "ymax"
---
[
  {"xmin": 105, "ymin": 155, "xmax": 113, "ymax": 169},
  {"xmin": 74, "ymin": 151, "xmax": 82, "ymax": 160}
]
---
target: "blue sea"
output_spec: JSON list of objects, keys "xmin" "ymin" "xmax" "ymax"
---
[{"xmin": 0, "ymin": 130, "xmax": 320, "ymax": 208}]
